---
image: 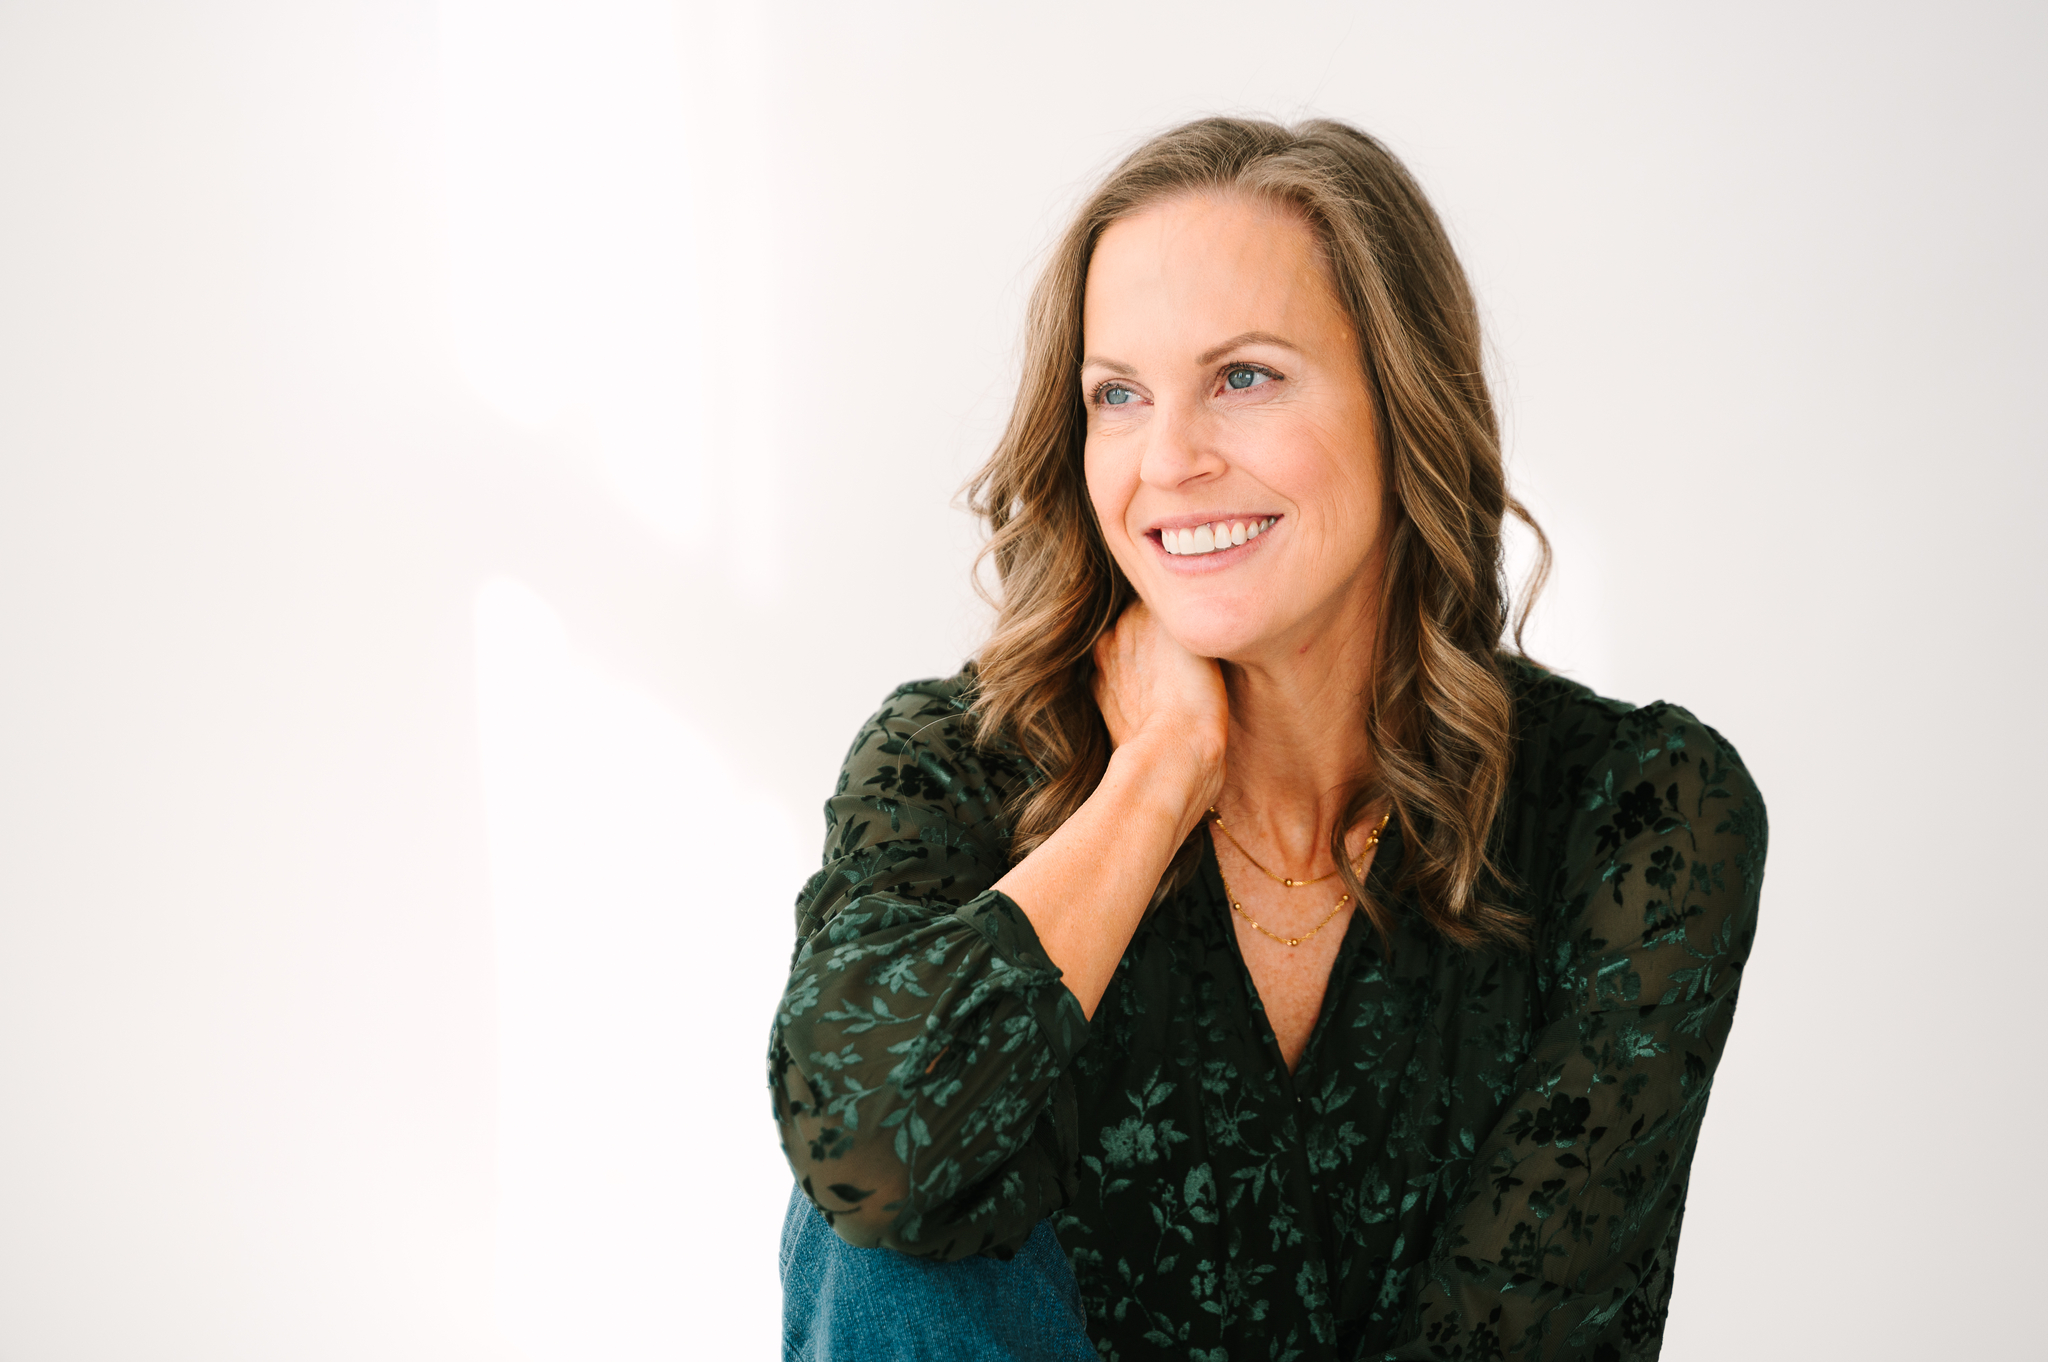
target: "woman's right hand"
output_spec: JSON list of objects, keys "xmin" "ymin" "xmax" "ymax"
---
[{"xmin": 1091, "ymin": 601, "xmax": 1229, "ymax": 833}]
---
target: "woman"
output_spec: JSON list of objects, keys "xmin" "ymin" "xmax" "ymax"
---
[{"xmin": 771, "ymin": 116, "xmax": 1765, "ymax": 1361}]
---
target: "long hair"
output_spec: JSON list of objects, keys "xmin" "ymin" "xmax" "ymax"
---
[{"xmin": 966, "ymin": 116, "xmax": 1547, "ymax": 950}]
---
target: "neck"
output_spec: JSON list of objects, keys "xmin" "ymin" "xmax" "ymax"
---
[{"xmin": 1216, "ymin": 580, "xmax": 1380, "ymax": 874}]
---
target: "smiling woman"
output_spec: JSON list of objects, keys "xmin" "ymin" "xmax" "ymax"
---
[{"xmin": 769, "ymin": 117, "xmax": 1766, "ymax": 1361}]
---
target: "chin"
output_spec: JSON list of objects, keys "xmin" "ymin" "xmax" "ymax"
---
[{"xmin": 1152, "ymin": 597, "xmax": 1273, "ymax": 662}]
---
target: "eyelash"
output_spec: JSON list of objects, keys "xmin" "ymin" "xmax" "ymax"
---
[
  {"xmin": 1088, "ymin": 363, "xmax": 1285, "ymax": 408},
  {"xmin": 1220, "ymin": 363, "xmax": 1281, "ymax": 392}
]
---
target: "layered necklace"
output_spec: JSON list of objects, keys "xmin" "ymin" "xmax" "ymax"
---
[{"xmin": 1208, "ymin": 805, "xmax": 1392, "ymax": 948}]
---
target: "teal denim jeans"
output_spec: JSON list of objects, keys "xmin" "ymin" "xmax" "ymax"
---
[{"xmin": 780, "ymin": 1184, "xmax": 1097, "ymax": 1361}]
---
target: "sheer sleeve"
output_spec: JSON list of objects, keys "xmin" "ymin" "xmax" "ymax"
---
[
  {"xmin": 1381, "ymin": 704, "xmax": 1767, "ymax": 1360},
  {"xmin": 768, "ymin": 679, "xmax": 1090, "ymax": 1261}
]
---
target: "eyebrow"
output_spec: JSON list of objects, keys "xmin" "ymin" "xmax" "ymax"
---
[
  {"xmin": 1079, "ymin": 355, "xmax": 1138, "ymax": 377},
  {"xmin": 1197, "ymin": 331, "xmax": 1299, "ymax": 365},
  {"xmin": 1080, "ymin": 331, "xmax": 1302, "ymax": 377}
]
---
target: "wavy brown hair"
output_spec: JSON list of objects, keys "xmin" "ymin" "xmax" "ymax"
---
[{"xmin": 966, "ymin": 116, "xmax": 1547, "ymax": 950}]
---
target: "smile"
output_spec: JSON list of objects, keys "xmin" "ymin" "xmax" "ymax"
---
[{"xmin": 1155, "ymin": 516, "xmax": 1278, "ymax": 557}]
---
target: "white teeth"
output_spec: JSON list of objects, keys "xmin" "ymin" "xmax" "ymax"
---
[{"xmin": 1159, "ymin": 517, "xmax": 1277, "ymax": 556}]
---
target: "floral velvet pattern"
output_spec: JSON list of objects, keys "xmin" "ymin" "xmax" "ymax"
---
[{"xmin": 770, "ymin": 661, "xmax": 1765, "ymax": 1360}]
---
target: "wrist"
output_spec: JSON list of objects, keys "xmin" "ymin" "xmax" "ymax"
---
[{"xmin": 1105, "ymin": 731, "xmax": 1220, "ymax": 837}]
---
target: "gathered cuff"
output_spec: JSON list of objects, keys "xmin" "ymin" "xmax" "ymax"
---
[{"xmin": 952, "ymin": 889, "xmax": 1091, "ymax": 1071}]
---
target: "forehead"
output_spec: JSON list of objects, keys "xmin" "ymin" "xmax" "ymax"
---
[{"xmin": 1083, "ymin": 194, "xmax": 1336, "ymax": 346}]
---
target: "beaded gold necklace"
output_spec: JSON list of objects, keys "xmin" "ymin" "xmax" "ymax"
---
[{"xmin": 1208, "ymin": 807, "xmax": 1391, "ymax": 948}]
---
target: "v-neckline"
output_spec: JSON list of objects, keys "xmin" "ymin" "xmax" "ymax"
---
[{"xmin": 1200, "ymin": 819, "xmax": 1402, "ymax": 1096}]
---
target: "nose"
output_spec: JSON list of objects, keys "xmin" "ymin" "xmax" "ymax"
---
[{"xmin": 1137, "ymin": 398, "xmax": 1228, "ymax": 491}]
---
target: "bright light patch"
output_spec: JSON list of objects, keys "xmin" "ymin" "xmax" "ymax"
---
[
  {"xmin": 438, "ymin": 0, "xmax": 702, "ymax": 539},
  {"xmin": 474, "ymin": 579, "xmax": 797, "ymax": 1360}
]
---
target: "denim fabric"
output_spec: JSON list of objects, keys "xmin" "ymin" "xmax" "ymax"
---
[{"xmin": 780, "ymin": 1184, "xmax": 1097, "ymax": 1361}]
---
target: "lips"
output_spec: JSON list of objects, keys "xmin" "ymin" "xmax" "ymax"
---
[{"xmin": 1157, "ymin": 516, "xmax": 1277, "ymax": 556}]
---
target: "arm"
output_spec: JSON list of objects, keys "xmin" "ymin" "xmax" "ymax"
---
[
  {"xmin": 772, "ymin": 682, "xmax": 1069, "ymax": 1259},
  {"xmin": 994, "ymin": 599, "xmax": 1227, "ymax": 1017},
  {"xmin": 1381, "ymin": 708, "xmax": 1767, "ymax": 1360},
  {"xmin": 772, "ymin": 608, "xmax": 1226, "ymax": 1257},
  {"xmin": 990, "ymin": 738, "xmax": 1214, "ymax": 1018}
]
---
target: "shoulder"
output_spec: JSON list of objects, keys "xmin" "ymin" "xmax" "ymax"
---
[
  {"xmin": 825, "ymin": 666, "xmax": 1033, "ymax": 846},
  {"xmin": 793, "ymin": 669, "xmax": 1031, "ymax": 940},
  {"xmin": 1502, "ymin": 657, "xmax": 1768, "ymax": 918},
  {"xmin": 1507, "ymin": 656, "xmax": 1761, "ymax": 805},
  {"xmin": 838, "ymin": 670, "xmax": 982, "ymax": 771}
]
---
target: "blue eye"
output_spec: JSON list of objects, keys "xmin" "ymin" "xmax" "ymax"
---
[
  {"xmin": 1103, "ymin": 385, "xmax": 1134, "ymax": 406},
  {"xmin": 1224, "ymin": 366, "xmax": 1271, "ymax": 391}
]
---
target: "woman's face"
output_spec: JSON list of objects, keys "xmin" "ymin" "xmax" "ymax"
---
[{"xmin": 1081, "ymin": 193, "xmax": 1386, "ymax": 664}]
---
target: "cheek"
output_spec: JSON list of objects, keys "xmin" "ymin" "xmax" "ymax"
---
[
  {"xmin": 1082, "ymin": 439, "xmax": 1133, "ymax": 542},
  {"xmin": 1253, "ymin": 415, "xmax": 1383, "ymax": 549},
  {"xmin": 1242, "ymin": 417, "xmax": 1346, "ymax": 509},
  {"xmin": 1321, "ymin": 452, "xmax": 1383, "ymax": 526}
]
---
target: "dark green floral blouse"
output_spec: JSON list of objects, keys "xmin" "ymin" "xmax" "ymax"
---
[{"xmin": 770, "ymin": 661, "xmax": 1765, "ymax": 1361}]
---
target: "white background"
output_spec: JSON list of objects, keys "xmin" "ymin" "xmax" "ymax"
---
[{"xmin": 2, "ymin": 2, "xmax": 2042, "ymax": 1358}]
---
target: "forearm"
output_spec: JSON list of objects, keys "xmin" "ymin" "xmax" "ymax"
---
[
  {"xmin": 992, "ymin": 735, "xmax": 1212, "ymax": 1018},
  {"xmin": 776, "ymin": 883, "xmax": 1089, "ymax": 1250}
]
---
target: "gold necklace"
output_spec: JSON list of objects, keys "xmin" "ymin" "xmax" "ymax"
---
[
  {"xmin": 1208, "ymin": 806, "xmax": 1373, "ymax": 886},
  {"xmin": 1209, "ymin": 810, "xmax": 1391, "ymax": 948}
]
